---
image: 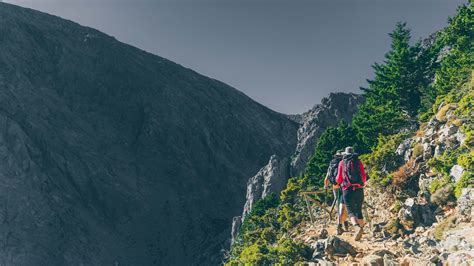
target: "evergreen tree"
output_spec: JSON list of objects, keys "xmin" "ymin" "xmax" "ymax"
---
[{"xmin": 353, "ymin": 22, "xmax": 431, "ymax": 151}]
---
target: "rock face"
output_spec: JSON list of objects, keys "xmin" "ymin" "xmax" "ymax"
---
[
  {"xmin": 0, "ymin": 3, "xmax": 299, "ymax": 265},
  {"xmin": 232, "ymin": 92, "xmax": 364, "ymax": 236},
  {"xmin": 290, "ymin": 93, "xmax": 365, "ymax": 176},
  {"xmin": 241, "ymin": 155, "xmax": 290, "ymax": 219}
]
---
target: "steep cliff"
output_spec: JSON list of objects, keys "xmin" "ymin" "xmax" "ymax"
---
[
  {"xmin": 0, "ymin": 3, "xmax": 299, "ymax": 265},
  {"xmin": 231, "ymin": 93, "xmax": 364, "ymax": 244}
]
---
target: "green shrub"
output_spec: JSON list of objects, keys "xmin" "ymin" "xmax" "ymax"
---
[
  {"xmin": 429, "ymin": 175, "xmax": 452, "ymax": 194},
  {"xmin": 412, "ymin": 143, "xmax": 424, "ymax": 159},
  {"xmin": 237, "ymin": 242, "xmax": 274, "ymax": 265},
  {"xmin": 274, "ymin": 237, "xmax": 312, "ymax": 264},
  {"xmin": 458, "ymin": 150, "xmax": 474, "ymax": 170},
  {"xmin": 361, "ymin": 133, "xmax": 407, "ymax": 186},
  {"xmin": 455, "ymin": 172, "xmax": 473, "ymax": 198},
  {"xmin": 433, "ymin": 216, "xmax": 456, "ymax": 241}
]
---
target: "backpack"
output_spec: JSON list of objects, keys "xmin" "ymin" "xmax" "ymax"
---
[
  {"xmin": 327, "ymin": 158, "xmax": 341, "ymax": 185},
  {"xmin": 342, "ymin": 154, "xmax": 363, "ymax": 187}
]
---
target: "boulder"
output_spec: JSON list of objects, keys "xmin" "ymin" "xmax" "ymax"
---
[
  {"xmin": 325, "ymin": 236, "xmax": 357, "ymax": 257},
  {"xmin": 455, "ymin": 131, "xmax": 467, "ymax": 144},
  {"xmin": 434, "ymin": 144, "xmax": 445, "ymax": 157},
  {"xmin": 427, "ymin": 118, "xmax": 440, "ymax": 128},
  {"xmin": 446, "ymin": 251, "xmax": 474, "ymax": 266},
  {"xmin": 398, "ymin": 198, "xmax": 420, "ymax": 232},
  {"xmin": 444, "ymin": 124, "xmax": 459, "ymax": 136},
  {"xmin": 457, "ymin": 188, "xmax": 474, "ymax": 222},
  {"xmin": 311, "ymin": 240, "xmax": 326, "ymax": 260},
  {"xmin": 383, "ymin": 254, "xmax": 399, "ymax": 266},
  {"xmin": 422, "ymin": 143, "xmax": 433, "ymax": 161},
  {"xmin": 361, "ymin": 255, "xmax": 383, "ymax": 266},
  {"xmin": 450, "ymin": 165, "xmax": 464, "ymax": 183},
  {"xmin": 440, "ymin": 226, "xmax": 474, "ymax": 252},
  {"xmin": 418, "ymin": 203, "xmax": 435, "ymax": 226},
  {"xmin": 396, "ymin": 139, "xmax": 413, "ymax": 162}
]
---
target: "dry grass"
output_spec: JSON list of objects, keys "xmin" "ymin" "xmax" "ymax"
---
[
  {"xmin": 436, "ymin": 104, "xmax": 457, "ymax": 122},
  {"xmin": 392, "ymin": 160, "xmax": 419, "ymax": 186},
  {"xmin": 450, "ymin": 118, "xmax": 463, "ymax": 127},
  {"xmin": 415, "ymin": 130, "xmax": 425, "ymax": 137},
  {"xmin": 433, "ymin": 215, "xmax": 456, "ymax": 240}
]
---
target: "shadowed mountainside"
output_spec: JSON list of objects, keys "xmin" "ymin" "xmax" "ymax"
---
[{"xmin": 0, "ymin": 3, "xmax": 299, "ymax": 265}]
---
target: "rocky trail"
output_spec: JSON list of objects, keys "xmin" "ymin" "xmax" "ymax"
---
[{"xmin": 291, "ymin": 186, "xmax": 474, "ymax": 265}]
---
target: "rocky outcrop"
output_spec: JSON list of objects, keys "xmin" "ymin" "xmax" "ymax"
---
[
  {"xmin": 0, "ymin": 3, "xmax": 299, "ymax": 265},
  {"xmin": 290, "ymin": 93, "xmax": 365, "ymax": 176},
  {"xmin": 241, "ymin": 155, "xmax": 289, "ymax": 220},
  {"xmin": 232, "ymin": 93, "xmax": 364, "ymax": 240}
]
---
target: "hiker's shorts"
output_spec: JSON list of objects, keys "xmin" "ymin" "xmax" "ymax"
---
[{"xmin": 342, "ymin": 188, "xmax": 364, "ymax": 219}]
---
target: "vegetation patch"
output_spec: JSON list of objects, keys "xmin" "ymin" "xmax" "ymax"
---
[{"xmin": 433, "ymin": 216, "xmax": 457, "ymax": 241}]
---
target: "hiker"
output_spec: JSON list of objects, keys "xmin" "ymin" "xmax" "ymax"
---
[
  {"xmin": 324, "ymin": 150, "xmax": 349, "ymax": 236},
  {"xmin": 336, "ymin": 146, "xmax": 367, "ymax": 241}
]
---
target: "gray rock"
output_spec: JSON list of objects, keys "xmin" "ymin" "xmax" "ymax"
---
[
  {"xmin": 446, "ymin": 251, "xmax": 474, "ymax": 266},
  {"xmin": 450, "ymin": 165, "xmax": 464, "ymax": 183},
  {"xmin": 398, "ymin": 198, "xmax": 420, "ymax": 232},
  {"xmin": 311, "ymin": 240, "xmax": 326, "ymax": 260},
  {"xmin": 361, "ymin": 254, "xmax": 383, "ymax": 266},
  {"xmin": 242, "ymin": 155, "xmax": 290, "ymax": 219},
  {"xmin": 312, "ymin": 259, "xmax": 336, "ymax": 266},
  {"xmin": 290, "ymin": 93, "xmax": 364, "ymax": 176},
  {"xmin": 325, "ymin": 236, "xmax": 357, "ymax": 257},
  {"xmin": 423, "ymin": 143, "xmax": 433, "ymax": 161},
  {"xmin": 434, "ymin": 144, "xmax": 445, "ymax": 157},
  {"xmin": 396, "ymin": 139, "xmax": 413, "ymax": 162},
  {"xmin": 457, "ymin": 188, "xmax": 474, "ymax": 222},
  {"xmin": 419, "ymin": 203, "xmax": 435, "ymax": 226},
  {"xmin": 428, "ymin": 118, "xmax": 440, "ymax": 128},
  {"xmin": 231, "ymin": 216, "xmax": 242, "ymax": 244},
  {"xmin": 455, "ymin": 131, "xmax": 467, "ymax": 144},
  {"xmin": 444, "ymin": 124, "xmax": 459, "ymax": 136},
  {"xmin": 383, "ymin": 254, "xmax": 400, "ymax": 266},
  {"xmin": 440, "ymin": 226, "xmax": 474, "ymax": 253}
]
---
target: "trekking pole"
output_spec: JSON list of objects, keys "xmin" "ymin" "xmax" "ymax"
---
[
  {"xmin": 329, "ymin": 190, "xmax": 337, "ymax": 221},
  {"xmin": 303, "ymin": 194, "xmax": 315, "ymax": 225}
]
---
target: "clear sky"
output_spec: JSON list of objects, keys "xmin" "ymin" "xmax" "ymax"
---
[{"xmin": 5, "ymin": 0, "xmax": 466, "ymax": 114}]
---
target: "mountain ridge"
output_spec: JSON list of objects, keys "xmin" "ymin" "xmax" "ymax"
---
[{"xmin": 0, "ymin": 2, "xmax": 299, "ymax": 265}]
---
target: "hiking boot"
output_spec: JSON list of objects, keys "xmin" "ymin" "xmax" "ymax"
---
[
  {"xmin": 354, "ymin": 225, "xmax": 363, "ymax": 241},
  {"xmin": 336, "ymin": 224, "xmax": 343, "ymax": 235},
  {"xmin": 344, "ymin": 221, "xmax": 350, "ymax": 232}
]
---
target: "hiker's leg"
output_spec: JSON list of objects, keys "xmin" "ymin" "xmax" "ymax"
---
[
  {"xmin": 336, "ymin": 189, "xmax": 345, "ymax": 224},
  {"xmin": 356, "ymin": 188, "xmax": 365, "ymax": 226},
  {"xmin": 343, "ymin": 189, "xmax": 358, "ymax": 226},
  {"xmin": 339, "ymin": 203, "xmax": 347, "ymax": 223}
]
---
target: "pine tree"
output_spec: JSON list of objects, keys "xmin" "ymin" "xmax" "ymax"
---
[{"xmin": 353, "ymin": 22, "xmax": 430, "ymax": 151}]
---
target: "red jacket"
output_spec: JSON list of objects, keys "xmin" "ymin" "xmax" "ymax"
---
[{"xmin": 336, "ymin": 158, "xmax": 367, "ymax": 190}]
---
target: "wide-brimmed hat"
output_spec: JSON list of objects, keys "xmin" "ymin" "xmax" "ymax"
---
[{"xmin": 343, "ymin": 146, "xmax": 354, "ymax": 155}]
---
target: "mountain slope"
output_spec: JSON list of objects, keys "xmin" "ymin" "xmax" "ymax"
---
[{"xmin": 0, "ymin": 3, "xmax": 298, "ymax": 265}]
